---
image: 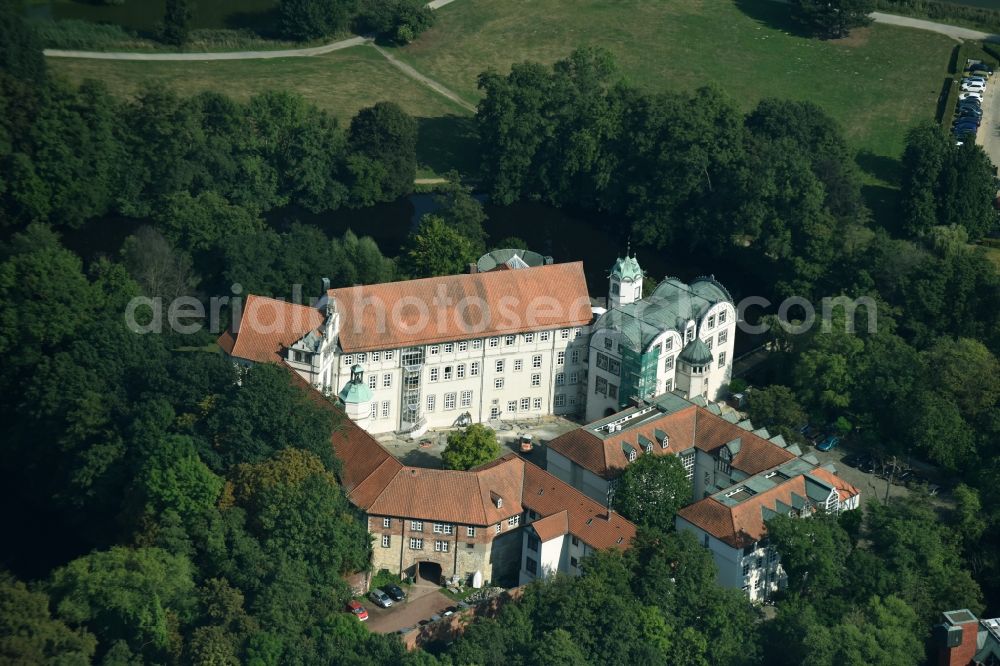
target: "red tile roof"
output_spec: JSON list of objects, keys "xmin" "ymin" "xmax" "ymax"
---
[
  {"xmin": 327, "ymin": 262, "xmax": 592, "ymax": 353},
  {"xmin": 226, "ymin": 294, "xmax": 324, "ymax": 363},
  {"xmin": 548, "ymin": 405, "xmax": 795, "ymax": 480},
  {"xmin": 809, "ymin": 467, "xmax": 860, "ymax": 503},
  {"xmin": 531, "ymin": 510, "xmax": 569, "ymax": 542}
]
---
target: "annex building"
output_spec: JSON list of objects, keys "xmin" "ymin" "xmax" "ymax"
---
[
  {"xmin": 220, "ymin": 252, "xmax": 736, "ymax": 437},
  {"xmin": 546, "ymin": 392, "xmax": 860, "ymax": 602}
]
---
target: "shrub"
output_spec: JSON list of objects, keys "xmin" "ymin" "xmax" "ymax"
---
[
  {"xmin": 355, "ymin": 0, "xmax": 435, "ymax": 44},
  {"xmin": 29, "ymin": 18, "xmax": 152, "ymax": 50}
]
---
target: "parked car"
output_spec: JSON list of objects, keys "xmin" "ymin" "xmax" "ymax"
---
[
  {"xmin": 958, "ymin": 109, "xmax": 983, "ymax": 121},
  {"xmin": 970, "ymin": 63, "xmax": 993, "ymax": 75},
  {"xmin": 347, "ymin": 600, "xmax": 369, "ymax": 621},
  {"xmin": 963, "ymin": 77, "xmax": 988, "ymax": 86},
  {"xmin": 384, "ymin": 584, "xmax": 406, "ymax": 602},
  {"xmin": 816, "ymin": 436, "xmax": 841, "ymax": 452},
  {"xmin": 959, "ymin": 92, "xmax": 983, "ymax": 100},
  {"xmin": 369, "ymin": 588, "xmax": 393, "ymax": 608},
  {"xmin": 961, "ymin": 84, "xmax": 986, "ymax": 93},
  {"xmin": 518, "ymin": 434, "xmax": 534, "ymax": 454},
  {"xmin": 958, "ymin": 101, "xmax": 983, "ymax": 113}
]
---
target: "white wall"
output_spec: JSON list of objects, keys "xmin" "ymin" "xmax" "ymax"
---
[{"xmin": 546, "ymin": 449, "xmax": 611, "ymax": 505}]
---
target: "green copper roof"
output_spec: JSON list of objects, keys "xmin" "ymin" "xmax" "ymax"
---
[
  {"xmin": 679, "ymin": 338, "xmax": 713, "ymax": 365},
  {"xmin": 611, "ymin": 255, "xmax": 642, "ymax": 281},
  {"xmin": 477, "ymin": 248, "xmax": 550, "ymax": 272},
  {"xmin": 593, "ymin": 276, "xmax": 731, "ymax": 352},
  {"xmin": 339, "ymin": 365, "xmax": 373, "ymax": 404}
]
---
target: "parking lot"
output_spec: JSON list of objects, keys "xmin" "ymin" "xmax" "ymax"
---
[
  {"xmin": 976, "ymin": 66, "xmax": 1000, "ymax": 167},
  {"xmin": 364, "ymin": 582, "xmax": 457, "ymax": 634}
]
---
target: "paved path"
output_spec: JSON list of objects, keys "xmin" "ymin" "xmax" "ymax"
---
[
  {"xmin": 870, "ymin": 12, "xmax": 1000, "ymax": 42},
  {"xmin": 365, "ymin": 586, "xmax": 455, "ymax": 634},
  {"xmin": 370, "ymin": 44, "xmax": 476, "ymax": 113},
  {"xmin": 44, "ymin": 35, "xmax": 371, "ymax": 61}
]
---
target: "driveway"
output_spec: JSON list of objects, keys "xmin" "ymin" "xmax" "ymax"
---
[
  {"xmin": 365, "ymin": 583, "xmax": 456, "ymax": 634},
  {"xmin": 977, "ymin": 74, "xmax": 1000, "ymax": 171},
  {"xmin": 810, "ymin": 445, "xmax": 912, "ymax": 508}
]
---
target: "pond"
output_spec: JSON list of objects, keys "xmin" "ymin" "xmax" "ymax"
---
[{"xmin": 26, "ymin": 0, "xmax": 280, "ymax": 33}]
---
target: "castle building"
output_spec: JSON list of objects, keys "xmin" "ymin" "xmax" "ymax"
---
[
  {"xmin": 546, "ymin": 392, "xmax": 860, "ymax": 603},
  {"xmin": 219, "ymin": 252, "xmax": 737, "ymax": 437}
]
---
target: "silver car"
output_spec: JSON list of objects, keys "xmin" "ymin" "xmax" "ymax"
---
[{"xmin": 369, "ymin": 589, "xmax": 393, "ymax": 608}]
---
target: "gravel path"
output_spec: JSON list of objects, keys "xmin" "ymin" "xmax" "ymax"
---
[{"xmin": 870, "ymin": 12, "xmax": 999, "ymax": 42}]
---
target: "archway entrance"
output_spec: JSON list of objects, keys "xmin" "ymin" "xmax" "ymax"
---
[
  {"xmin": 417, "ymin": 561, "xmax": 442, "ymax": 585},
  {"xmin": 604, "ymin": 407, "xmax": 616, "ymax": 417}
]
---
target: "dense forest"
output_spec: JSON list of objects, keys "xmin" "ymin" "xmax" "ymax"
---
[{"xmin": 2, "ymin": 5, "xmax": 1000, "ymax": 665}]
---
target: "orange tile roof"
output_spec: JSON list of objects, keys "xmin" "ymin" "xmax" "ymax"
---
[
  {"xmin": 548, "ymin": 404, "xmax": 794, "ymax": 480},
  {"xmin": 226, "ymin": 294, "xmax": 324, "ymax": 363},
  {"xmin": 809, "ymin": 467, "xmax": 860, "ymax": 502},
  {"xmin": 327, "ymin": 262, "xmax": 592, "ymax": 353},
  {"xmin": 522, "ymin": 462, "xmax": 636, "ymax": 551},
  {"xmin": 531, "ymin": 510, "xmax": 569, "ymax": 542}
]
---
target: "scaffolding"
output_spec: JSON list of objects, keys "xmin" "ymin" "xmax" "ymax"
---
[{"xmin": 400, "ymin": 347, "xmax": 425, "ymax": 431}]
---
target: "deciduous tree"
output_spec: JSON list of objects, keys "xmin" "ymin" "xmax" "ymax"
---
[{"xmin": 441, "ymin": 424, "xmax": 501, "ymax": 470}]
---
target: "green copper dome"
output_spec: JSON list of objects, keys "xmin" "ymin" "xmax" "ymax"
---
[
  {"xmin": 678, "ymin": 338, "xmax": 713, "ymax": 366},
  {"xmin": 611, "ymin": 255, "xmax": 642, "ymax": 281},
  {"xmin": 339, "ymin": 364, "xmax": 373, "ymax": 404}
]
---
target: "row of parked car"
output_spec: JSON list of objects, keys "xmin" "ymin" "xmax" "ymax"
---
[
  {"xmin": 840, "ymin": 453, "xmax": 940, "ymax": 495},
  {"xmin": 345, "ymin": 583, "xmax": 408, "ymax": 621},
  {"xmin": 798, "ymin": 424, "xmax": 842, "ymax": 452},
  {"xmin": 954, "ymin": 61, "xmax": 994, "ymax": 145}
]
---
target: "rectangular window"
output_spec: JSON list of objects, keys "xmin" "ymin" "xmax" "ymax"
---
[
  {"xmin": 370, "ymin": 402, "xmax": 378, "ymax": 418},
  {"xmin": 383, "ymin": 517, "xmax": 391, "ymax": 528},
  {"xmin": 409, "ymin": 538, "xmax": 423, "ymax": 550},
  {"xmin": 460, "ymin": 390, "xmax": 473, "ymax": 408},
  {"xmin": 596, "ymin": 352, "xmax": 610, "ymax": 370},
  {"xmin": 507, "ymin": 400, "xmax": 517, "ymax": 413},
  {"xmin": 531, "ymin": 373, "xmax": 541, "ymax": 387},
  {"xmin": 719, "ymin": 352, "xmax": 727, "ymax": 367},
  {"xmin": 604, "ymin": 338, "xmax": 613, "ymax": 350},
  {"xmin": 372, "ymin": 351, "xmax": 381, "ymax": 362},
  {"xmin": 718, "ymin": 330, "xmax": 728, "ymax": 345},
  {"xmin": 560, "ymin": 329, "xmax": 570, "ymax": 339},
  {"xmin": 686, "ymin": 328, "xmax": 695, "ymax": 342},
  {"xmin": 496, "ymin": 523, "xmax": 502, "ymax": 534},
  {"xmin": 383, "ymin": 374, "xmax": 392, "ymax": 388},
  {"xmin": 381, "ymin": 401, "xmax": 390, "ymax": 418},
  {"xmin": 571, "ymin": 536, "xmax": 579, "ymax": 547},
  {"xmin": 467, "ymin": 526, "xmax": 476, "ymax": 537},
  {"xmin": 443, "ymin": 524, "xmax": 453, "ymax": 535},
  {"xmin": 489, "ymin": 337, "xmax": 499, "ymax": 348},
  {"xmin": 434, "ymin": 540, "xmax": 450, "ymax": 553},
  {"xmin": 505, "ymin": 335, "xmax": 516, "ymax": 346},
  {"xmin": 357, "ymin": 353, "xmax": 367, "ymax": 364},
  {"xmin": 430, "ymin": 345, "xmax": 439, "ymax": 355},
  {"xmin": 555, "ymin": 373, "xmax": 565, "ymax": 386},
  {"xmin": 608, "ymin": 383, "xmax": 618, "ymax": 399},
  {"xmin": 458, "ymin": 341, "xmax": 468, "ymax": 352},
  {"xmin": 706, "ymin": 338, "xmax": 713, "ymax": 350},
  {"xmin": 569, "ymin": 372, "xmax": 578, "ymax": 385},
  {"xmin": 743, "ymin": 564, "xmax": 750, "ymax": 577},
  {"xmin": 368, "ymin": 375, "xmax": 377, "ymax": 390},
  {"xmin": 430, "ymin": 368, "xmax": 439, "ymax": 382},
  {"xmin": 514, "ymin": 359, "xmax": 523, "ymax": 372},
  {"xmin": 533, "ymin": 397, "xmax": 542, "ymax": 410},
  {"xmin": 524, "ymin": 333, "xmax": 534, "ymax": 343},
  {"xmin": 433, "ymin": 523, "xmax": 442, "ymax": 533},
  {"xmin": 532, "ymin": 354, "xmax": 542, "ymax": 368},
  {"xmin": 382, "ymin": 534, "xmax": 390, "ymax": 548},
  {"xmin": 508, "ymin": 515, "xmax": 520, "ymax": 527},
  {"xmin": 708, "ymin": 315, "xmax": 716, "ymax": 329},
  {"xmin": 570, "ymin": 557, "xmax": 578, "ymax": 568},
  {"xmin": 596, "ymin": 377, "xmax": 608, "ymax": 395},
  {"xmin": 457, "ymin": 364, "xmax": 466, "ymax": 379},
  {"xmin": 528, "ymin": 535, "xmax": 539, "ymax": 552},
  {"xmin": 411, "ymin": 521, "xmax": 423, "ymax": 531},
  {"xmin": 526, "ymin": 557, "xmax": 537, "ymax": 575},
  {"xmin": 444, "ymin": 343, "xmax": 454, "ymax": 353},
  {"xmin": 665, "ymin": 378, "xmax": 673, "ymax": 392},
  {"xmin": 574, "ymin": 327, "xmax": 581, "ymax": 338},
  {"xmin": 608, "ymin": 359, "xmax": 620, "ymax": 375},
  {"xmin": 426, "ymin": 394, "xmax": 436, "ymax": 412},
  {"xmin": 495, "ymin": 378, "xmax": 504, "ymax": 390},
  {"xmin": 520, "ymin": 397, "xmax": 530, "ymax": 411},
  {"xmin": 496, "ymin": 359, "xmax": 505, "ymax": 373},
  {"xmin": 472, "ymin": 339, "xmax": 482, "ymax": 350},
  {"xmin": 557, "ymin": 351, "xmax": 565, "ymax": 365},
  {"xmin": 471, "ymin": 362, "xmax": 481, "ymax": 376},
  {"xmin": 719, "ymin": 311, "xmax": 727, "ymax": 324},
  {"xmin": 540, "ymin": 331, "xmax": 550, "ymax": 342},
  {"xmin": 343, "ymin": 354, "xmax": 353, "ymax": 365},
  {"xmin": 664, "ymin": 338, "xmax": 673, "ymax": 351},
  {"xmin": 554, "ymin": 394, "xmax": 566, "ymax": 407},
  {"xmin": 571, "ymin": 350, "xmax": 580, "ymax": 364},
  {"xmin": 665, "ymin": 355, "xmax": 675, "ymax": 371},
  {"xmin": 444, "ymin": 392, "xmax": 457, "ymax": 410},
  {"xmin": 444, "ymin": 366, "xmax": 453, "ymax": 380},
  {"xmin": 385, "ymin": 350, "xmax": 394, "ymax": 360}
]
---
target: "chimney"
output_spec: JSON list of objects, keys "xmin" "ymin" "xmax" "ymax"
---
[
  {"xmin": 321, "ymin": 277, "xmax": 330, "ymax": 291},
  {"xmin": 936, "ymin": 610, "xmax": 980, "ymax": 666},
  {"xmin": 468, "ymin": 263, "xmax": 478, "ymax": 274}
]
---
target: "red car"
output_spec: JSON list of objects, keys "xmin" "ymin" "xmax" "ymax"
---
[{"xmin": 346, "ymin": 599, "xmax": 369, "ymax": 621}]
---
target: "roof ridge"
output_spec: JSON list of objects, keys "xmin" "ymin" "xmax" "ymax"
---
[{"xmin": 328, "ymin": 261, "xmax": 585, "ymax": 296}]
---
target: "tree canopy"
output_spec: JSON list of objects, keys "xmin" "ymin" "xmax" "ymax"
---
[{"xmin": 441, "ymin": 424, "xmax": 502, "ymax": 470}]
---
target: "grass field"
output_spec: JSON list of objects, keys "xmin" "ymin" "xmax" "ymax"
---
[
  {"xmin": 48, "ymin": 45, "xmax": 477, "ymax": 177},
  {"xmin": 393, "ymin": 0, "xmax": 955, "ymax": 168}
]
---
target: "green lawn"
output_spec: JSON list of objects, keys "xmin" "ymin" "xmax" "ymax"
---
[
  {"xmin": 393, "ymin": 0, "xmax": 955, "ymax": 170},
  {"xmin": 48, "ymin": 45, "xmax": 478, "ymax": 177}
]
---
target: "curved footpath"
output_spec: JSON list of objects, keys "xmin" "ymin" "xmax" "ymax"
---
[
  {"xmin": 870, "ymin": 12, "xmax": 998, "ymax": 42},
  {"xmin": 43, "ymin": 0, "xmax": 459, "ymax": 61}
]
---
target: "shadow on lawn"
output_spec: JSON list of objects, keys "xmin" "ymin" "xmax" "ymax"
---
[
  {"xmin": 733, "ymin": 0, "xmax": 815, "ymax": 39},
  {"xmin": 416, "ymin": 115, "xmax": 480, "ymax": 177},
  {"xmin": 856, "ymin": 150, "xmax": 902, "ymax": 185}
]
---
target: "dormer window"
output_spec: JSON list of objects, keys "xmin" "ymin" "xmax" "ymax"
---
[
  {"xmin": 628, "ymin": 448, "xmax": 636, "ymax": 462},
  {"xmin": 644, "ymin": 442, "xmax": 653, "ymax": 454},
  {"xmin": 661, "ymin": 435, "xmax": 669, "ymax": 449},
  {"xmin": 491, "ymin": 491, "xmax": 502, "ymax": 509}
]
